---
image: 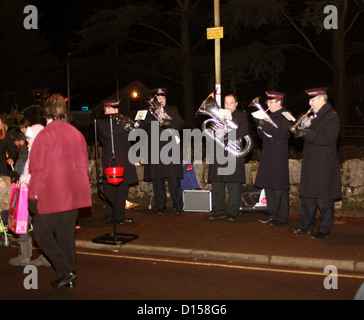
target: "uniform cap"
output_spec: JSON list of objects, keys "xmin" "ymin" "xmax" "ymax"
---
[
  {"xmin": 151, "ymin": 88, "xmax": 168, "ymax": 96},
  {"xmin": 305, "ymin": 88, "xmax": 328, "ymax": 98},
  {"xmin": 266, "ymin": 91, "xmax": 286, "ymax": 99},
  {"xmin": 103, "ymin": 99, "xmax": 120, "ymax": 107}
]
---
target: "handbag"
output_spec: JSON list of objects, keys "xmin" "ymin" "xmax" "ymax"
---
[{"xmin": 8, "ymin": 183, "xmax": 29, "ymax": 234}]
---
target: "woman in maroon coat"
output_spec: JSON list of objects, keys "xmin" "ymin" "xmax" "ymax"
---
[{"xmin": 28, "ymin": 94, "xmax": 92, "ymax": 289}]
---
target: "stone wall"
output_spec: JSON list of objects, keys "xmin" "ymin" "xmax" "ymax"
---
[{"xmin": 88, "ymin": 159, "xmax": 364, "ymax": 214}]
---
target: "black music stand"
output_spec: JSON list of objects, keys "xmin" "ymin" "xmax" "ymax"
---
[{"xmin": 92, "ymin": 117, "xmax": 139, "ymax": 245}]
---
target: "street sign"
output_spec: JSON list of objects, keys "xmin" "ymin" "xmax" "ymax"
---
[{"xmin": 206, "ymin": 27, "xmax": 223, "ymax": 39}]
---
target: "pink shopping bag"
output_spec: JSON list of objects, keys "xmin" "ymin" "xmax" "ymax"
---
[{"xmin": 8, "ymin": 183, "xmax": 29, "ymax": 234}]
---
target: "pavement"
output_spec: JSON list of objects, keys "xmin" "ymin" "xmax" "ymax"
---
[{"xmin": 73, "ymin": 196, "xmax": 364, "ymax": 272}]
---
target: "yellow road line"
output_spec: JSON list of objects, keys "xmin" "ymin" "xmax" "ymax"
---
[{"xmin": 76, "ymin": 250, "xmax": 364, "ymax": 280}]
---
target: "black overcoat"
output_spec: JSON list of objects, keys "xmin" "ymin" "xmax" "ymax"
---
[
  {"xmin": 0, "ymin": 133, "xmax": 17, "ymax": 176},
  {"xmin": 96, "ymin": 116, "xmax": 138, "ymax": 186},
  {"xmin": 139, "ymin": 104, "xmax": 185, "ymax": 180},
  {"xmin": 208, "ymin": 110, "xmax": 250, "ymax": 183},
  {"xmin": 255, "ymin": 107, "xmax": 291, "ymax": 191},
  {"xmin": 300, "ymin": 103, "xmax": 342, "ymax": 200}
]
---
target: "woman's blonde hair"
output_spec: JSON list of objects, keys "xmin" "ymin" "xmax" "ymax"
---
[{"xmin": 43, "ymin": 94, "xmax": 67, "ymax": 121}]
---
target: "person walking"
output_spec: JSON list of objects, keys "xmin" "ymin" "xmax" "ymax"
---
[{"xmin": 28, "ymin": 94, "xmax": 92, "ymax": 289}]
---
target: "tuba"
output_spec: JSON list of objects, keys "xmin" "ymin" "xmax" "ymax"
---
[
  {"xmin": 249, "ymin": 97, "xmax": 278, "ymax": 129},
  {"xmin": 289, "ymin": 107, "xmax": 317, "ymax": 134},
  {"xmin": 195, "ymin": 96, "xmax": 253, "ymax": 157},
  {"xmin": 147, "ymin": 96, "xmax": 173, "ymax": 126}
]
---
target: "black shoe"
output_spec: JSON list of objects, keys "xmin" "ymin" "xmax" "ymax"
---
[
  {"xmin": 311, "ymin": 232, "xmax": 329, "ymax": 239},
  {"xmin": 259, "ymin": 217, "xmax": 273, "ymax": 224},
  {"xmin": 227, "ymin": 216, "xmax": 236, "ymax": 221},
  {"xmin": 174, "ymin": 208, "xmax": 183, "ymax": 214},
  {"xmin": 288, "ymin": 228, "xmax": 313, "ymax": 235},
  {"xmin": 106, "ymin": 220, "xmax": 125, "ymax": 225},
  {"xmin": 51, "ymin": 272, "xmax": 78, "ymax": 289},
  {"xmin": 157, "ymin": 209, "xmax": 166, "ymax": 214},
  {"xmin": 270, "ymin": 220, "xmax": 287, "ymax": 226},
  {"xmin": 120, "ymin": 217, "xmax": 133, "ymax": 224},
  {"xmin": 208, "ymin": 213, "xmax": 226, "ymax": 220}
]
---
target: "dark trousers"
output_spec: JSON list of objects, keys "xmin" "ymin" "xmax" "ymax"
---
[
  {"xmin": 152, "ymin": 177, "xmax": 183, "ymax": 210},
  {"xmin": 103, "ymin": 182, "xmax": 129, "ymax": 222},
  {"xmin": 299, "ymin": 196, "xmax": 335, "ymax": 234},
  {"xmin": 33, "ymin": 210, "xmax": 78, "ymax": 278},
  {"xmin": 265, "ymin": 188, "xmax": 290, "ymax": 223},
  {"xmin": 212, "ymin": 182, "xmax": 240, "ymax": 217}
]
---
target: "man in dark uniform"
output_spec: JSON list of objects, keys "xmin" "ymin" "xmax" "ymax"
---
[
  {"xmin": 96, "ymin": 100, "xmax": 139, "ymax": 224},
  {"xmin": 255, "ymin": 91, "xmax": 293, "ymax": 226},
  {"xmin": 208, "ymin": 93, "xmax": 250, "ymax": 221},
  {"xmin": 141, "ymin": 88, "xmax": 185, "ymax": 214},
  {"xmin": 289, "ymin": 88, "xmax": 341, "ymax": 238}
]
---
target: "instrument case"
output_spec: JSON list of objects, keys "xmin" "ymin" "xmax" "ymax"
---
[{"xmin": 183, "ymin": 190, "xmax": 212, "ymax": 212}]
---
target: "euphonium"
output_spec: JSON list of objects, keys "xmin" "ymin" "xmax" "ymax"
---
[
  {"xmin": 147, "ymin": 96, "xmax": 173, "ymax": 126},
  {"xmin": 249, "ymin": 97, "xmax": 278, "ymax": 129},
  {"xmin": 289, "ymin": 107, "xmax": 316, "ymax": 133},
  {"xmin": 195, "ymin": 96, "xmax": 253, "ymax": 158}
]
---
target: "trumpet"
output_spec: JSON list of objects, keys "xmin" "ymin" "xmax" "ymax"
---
[
  {"xmin": 289, "ymin": 108, "xmax": 316, "ymax": 133},
  {"xmin": 195, "ymin": 96, "xmax": 252, "ymax": 157},
  {"xmin": 249, "ymin": 97, "xmax": 278, "ymax": 129},
  {"xmin": 147, "ymin": 96, "xmax": 173, "ymax": 126}
]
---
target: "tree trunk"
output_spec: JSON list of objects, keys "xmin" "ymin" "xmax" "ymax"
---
[
  {"xmin": 180, "ymin": 0, "xmax": 195, "ymax": 128},
  {"xmin": 332, "ymin": 0, "xmax": 348, "ymax": 124}
]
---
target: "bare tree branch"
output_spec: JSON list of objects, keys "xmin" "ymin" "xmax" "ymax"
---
[{"xmin": 136, "ymin": 22, "xmax": 182, "ymax": 49}]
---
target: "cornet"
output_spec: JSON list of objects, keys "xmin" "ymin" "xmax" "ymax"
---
[
  {"xmin": 147, "ymin": 96, "xmax": 173, "ymax": 126},
  {"xmin": 116, "ymin": 114, "xmax": 140, "ymax": 131},
  {"xmin": 289, "ymin": 108, "xmax": 317, "ymax": 133},
  {"xmin": 249, "ymin": 97, "xmax": 278, "ymax": 129},
  {"xmin": 195, "ymin": 96, "xmax": 252, "ymax": 157}
]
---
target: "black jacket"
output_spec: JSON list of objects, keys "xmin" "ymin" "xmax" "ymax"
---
[
  {"xmin": 96, "ymin": 116, "xmax": 138, "ymax": 186},
  {"xmin": 255, "ymin": 107, "xmax": 291, "ymax": 191},
  {"xmin": 139, "ymin": 104, "xmax": 185, "ymax": 180},
  {"xmin": 0, "ymin": 133, "xmax": 17, "ymax": 176},
  {"xmin": 300, "ymin": 103, "xmax": 342, "ymax": 199}
]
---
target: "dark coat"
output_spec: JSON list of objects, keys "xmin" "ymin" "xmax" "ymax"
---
[
  {"xmin": 97, "ymin": 116, "xmax": 138, "ymax": 186},
  {"xmin": 139, "ymin": 104, "xmax": 185, "ymax": 180},
  {"xmin": 0, "ymin": 133, "xmax": 17, "ymax": 176},
  {"xmin": 208, "ymin": 110, "xmax": 250, "ymax": 183},
  {"xmin": 300, "ymin": 103, "xmax": 341, "ymax": 200},
  {"xmin": 255, "ymin": 107, "xmax": 291, "ymax": 191}
]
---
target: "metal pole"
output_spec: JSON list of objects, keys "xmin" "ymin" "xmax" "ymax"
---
[{"xmin": 214, "ymin": 0, "xmax": 221, "ymax": 107}]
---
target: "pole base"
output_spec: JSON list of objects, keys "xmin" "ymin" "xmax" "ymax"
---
[{"xmin": 92, "ymin": 233, "xmax": 139, "ymax": 245}]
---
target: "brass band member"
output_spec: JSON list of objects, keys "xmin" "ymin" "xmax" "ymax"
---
[
  {"xmin": 141, "ymin": 88, "xmax": 185, "ymax": 214},
  {"xmin": 97, "ymin": 100, "xmax": 138, "ymax": 224},
  {"xmin": 289, "ymin": 88, "xmax": 341, "ymax": 238},
  {"xmin": 255, "ymin": 91, "xmax": 292, "ymax": 226},
  {"xmin": 208, "ymin": 93, "xmax": 250, "ymax": 221}
]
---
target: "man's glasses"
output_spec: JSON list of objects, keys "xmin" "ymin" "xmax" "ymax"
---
[{"xmin": 156, "ymin": 93, "xmax": 166, "ymax": 97}]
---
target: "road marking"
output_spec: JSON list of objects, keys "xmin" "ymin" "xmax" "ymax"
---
[{"xmin": 77, "ymin": 250, "xmax": 364, "ymax": 280}]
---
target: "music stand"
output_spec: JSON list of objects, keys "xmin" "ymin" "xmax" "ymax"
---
[{"xmin": 92, "ymin": 117, "xmax": 139, "ymax": 245}]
